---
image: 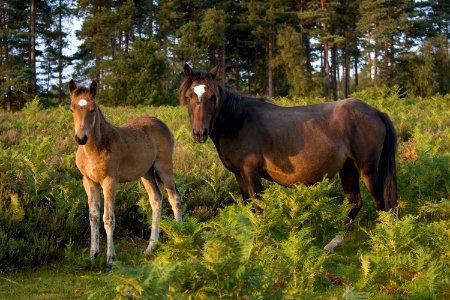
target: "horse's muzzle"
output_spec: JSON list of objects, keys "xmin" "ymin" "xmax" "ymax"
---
[
  {"xmin": 75, "ymin": 134, "xmax": 88, "ymax": 145},
  {"xmin": 193, "ymin": 128, "xmax": 208, "ymax": 143}
]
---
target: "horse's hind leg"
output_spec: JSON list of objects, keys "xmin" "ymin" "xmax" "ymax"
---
[
  {"xmin": 339, "ymin": 159, "xmax": 363, "ymax": 224},
  {"xmin": 324, "ymin": 159, "xmax": 362, "ymax": 252},
  {"xmin": 83, "ymin": 176, "xmax": 101, "ymax": 259},
  {"xmin": 154, "ymin": 162, "xmax": 182, "ymax": 222},
  {"xmin": 141, "ymin": 170, "xmax": 163, "ymax": 255},
  {"xmin": 360, "ymin": 171, "xmax": 385, "ymax": 211}
]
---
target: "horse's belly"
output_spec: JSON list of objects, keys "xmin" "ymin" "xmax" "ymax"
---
[{"xmin": 264, "ymin": 150, "xmax": 346, "ymax": 186}]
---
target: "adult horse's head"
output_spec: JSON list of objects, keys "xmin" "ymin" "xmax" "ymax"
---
[
  {"xmin": 68, "ymin": 80, "xmax": 97, "ymax": 145},
  {"xmin": 179, "ymin": 63, "xmax": 220, "ymax": 143}
]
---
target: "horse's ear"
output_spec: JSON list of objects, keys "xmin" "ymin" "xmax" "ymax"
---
[
  {"xmin": 68, "ymin": 79, "xmax": 77, "ymax": 93},
  {"xmin": 89, "ymin": 80, "xmax": 97, "ymax": 97},
  {"xmin": 210, "ymin": 65, "xmax": 220, "ymax": 79},
  {"xmin": 184, "ymin": 63, "xmax": 193, "ymax": 77}
]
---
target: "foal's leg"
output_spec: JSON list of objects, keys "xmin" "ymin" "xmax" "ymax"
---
[
  {"xmin": 154, "ymin": 162, "xmax": 182, "ymax": 222},
  {"xmin": 101, "ymin": 177, "xmax": 117, "ymax": 269},
  {"xmin": 339, "ymin": 159, "xmax": 363, "ymax": 224},
  {"xmin": 141, "ymin": 170, "xmax": 163, "ymax": 255},
  {"xmin": 83, "ymin": 176, "xmax": 101, "ymax": 259}
]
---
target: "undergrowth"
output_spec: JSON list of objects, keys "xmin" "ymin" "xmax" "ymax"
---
[{"xmin": 0, "ymin": 92, "xmax": 449, "ymax": 298}]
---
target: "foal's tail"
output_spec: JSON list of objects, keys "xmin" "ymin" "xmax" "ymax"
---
[{"xmin": 378, "ymin": 112, "xmax": 398, "ymax": 210}]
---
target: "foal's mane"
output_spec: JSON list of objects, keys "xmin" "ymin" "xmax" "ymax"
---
[{"xmin": 73, "ymin": 86, "xmax": 90, "ymax": 97}]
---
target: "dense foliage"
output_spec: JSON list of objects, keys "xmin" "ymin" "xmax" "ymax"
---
[
  {"xmin": 0, "ymin": 91, "xmax": 449, "ymax": 298},
  {"xmin": 1, "ymin": 1, "xmax": 449, "ymax": 110}
]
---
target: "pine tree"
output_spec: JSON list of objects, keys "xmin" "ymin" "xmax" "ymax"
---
[
  {"xmin": 245, "ymin": 0, "xmax": 292, "ymax": 97},
  {"xmin": 0, "ymin": 0, "xmax": 32, "ymax": 110}
]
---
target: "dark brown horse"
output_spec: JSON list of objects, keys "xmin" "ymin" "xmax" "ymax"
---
[{"xmin": 180, "ymin": 64, "xmax": 397, "ymax": 232}]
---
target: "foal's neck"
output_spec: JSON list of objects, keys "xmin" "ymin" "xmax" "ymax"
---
[{"xmin": 85, "ymin": 105, "xmax": 112, "ymax": 150}]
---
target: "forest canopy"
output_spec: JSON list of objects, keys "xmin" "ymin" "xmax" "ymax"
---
[{"xmin": 0, "ymin": 0, "xmax": 449, "ymax": 110}]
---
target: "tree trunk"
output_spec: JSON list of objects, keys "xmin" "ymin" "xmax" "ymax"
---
[
  {"xmin": 321, "ymin": 0, "xmax": 330, "ymax": 99},
  {"xmin": 58, "ymin": 0, "xmax": 63, "ymax": 103},
  {"xmin": 267, "ymin": 33, "xmax": 274, "ymax": 98},
  {"xmin": 220, "ymin": 42, "xmax": 226, "ymax": 84},
  {"xmin": 331, "ymin": 43, "xmax": 337, "ymax": 101},
  {"xmin": 354, "ymin": 54, "xmax": 359, "ymax": 90},
  {"xmin": 30, "ymin": 0, "xmax": 36, "ymax": 97},
  {"xmin": 384, "ymin": 39, "xmax": 389, "ymax": 70},
  {"xmin": 345, "ymin": 47, "xmax": 350, "ymax": 98},
  {"xmin": 5, "ymin": 85, "xmax": 12, "ymax": 112},
  {"xmin": 373, "ymin": 47, "xmax": 378, "ymax": 80},
  {"xmin": 125, "ymin": 32, "xmax": 129, "ymax": 53},
  {"xmin": 367, "ymin": 33, "xmax": 372, "ymax": 81}
]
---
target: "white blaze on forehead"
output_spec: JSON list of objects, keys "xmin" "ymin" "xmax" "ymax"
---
[
  {"xmin": 193, "ymin": 84, "xmax": 206, "ymax": 102},
  {"xmin": 78, "ymin": 99, "xmax": 88, "ymax": 107}
]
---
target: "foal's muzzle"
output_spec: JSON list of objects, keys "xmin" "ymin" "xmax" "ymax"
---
[
  {"xmin": 193, "ymin": 128, "xmax": 208, "ymax": 143},
  {"xmin": 75, "ymin": 134, "xmax": 88, "ymax": 145}
]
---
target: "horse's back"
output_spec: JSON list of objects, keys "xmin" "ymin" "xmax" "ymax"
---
[{"xmin": 242, "ymin": 98, "xmax": 387, "ymax": 186}]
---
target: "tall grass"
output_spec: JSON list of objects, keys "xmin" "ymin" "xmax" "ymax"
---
[{"xmin": 0, "ymin": 92, "xmax": 448, "ymax": 298}]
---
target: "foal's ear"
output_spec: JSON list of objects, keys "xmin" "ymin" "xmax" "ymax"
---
[
  {"xmin": 210, "ymin": 65, "xmax": 220, "ymax": 79},
  {"xmin": 184, "ymin": 63, "xmax": 193, "ymax": 77},
  {"xmin": 89, "ymin": 80, "xmax": 97, "ymax": 97},
  {"xmin": 68, "ymin": 79, "xmax": 77, "ymax": 93}
]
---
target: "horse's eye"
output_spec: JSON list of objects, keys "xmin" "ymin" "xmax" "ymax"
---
[
  {"xmin": 91, "ymin": 107, "xmax": 96, "ymax": 113},
  {"xmin": 185, "ymin": 96, "xmax": 190, "ymax": 103},
  {"xmin": 70, "ymin": 107, "xmax": 73, "ymax": 112}
]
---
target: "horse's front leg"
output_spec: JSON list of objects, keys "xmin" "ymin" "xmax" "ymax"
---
[
  {"xmin": 101, "ymin": 177, "xmax": 117, "ymax": 270},
  {"xmin": 83, "ymin": 176, "xmax": 101, "ymax": 259},
  {"xmin": 240, "ymin": 164, "xmax": 263, "ymax": 212}
]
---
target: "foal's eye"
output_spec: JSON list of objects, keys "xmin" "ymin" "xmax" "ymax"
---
[
  {"xmin": 70, "ymin": 108, "xmax": 73, "ymax": 112},
  {"xmin": 184, "ymin": 96, "xmax": 190, "ymax": 103},
  {"xmin": 90, "ymin": 108, "xmax": 96, "ymax": 113}
]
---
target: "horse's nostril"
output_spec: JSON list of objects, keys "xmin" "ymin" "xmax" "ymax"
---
[
  {"xmin": 75, "ymin": 134, "xmax": 88, "ymax": 145},
  {"xmin": 203, "ymin": 128, "xmax": 208, "ymax": 138}
]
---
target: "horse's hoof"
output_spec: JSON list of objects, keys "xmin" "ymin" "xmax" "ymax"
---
[
  {"xmin": 323, "ymin": 235, "xmax": 343, "ymax": 252},
  {"xmin": 251, "ymin": 204, "xmax": 264, "ymax": 214}
]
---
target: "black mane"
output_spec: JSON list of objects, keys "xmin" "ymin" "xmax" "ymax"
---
[{"xmin": 179, "ymin": 70, "xmax": 265, "ymax": 115}]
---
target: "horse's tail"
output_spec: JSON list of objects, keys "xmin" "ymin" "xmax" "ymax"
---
[{"xmin": 378, "ymin": 112, "xmax": 398, "ymax": 210}]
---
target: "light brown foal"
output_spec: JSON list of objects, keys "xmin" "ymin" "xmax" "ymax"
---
[{"xmin": 69, "ymin": 80, "xmax": 182, "ymax": 270}]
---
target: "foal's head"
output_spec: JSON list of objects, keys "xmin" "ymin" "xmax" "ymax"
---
[
  {"xmin": 180, "ymin": 63, "xmax": 219, "ymax": 143},
  {"xmin": 68, "ymin": 80, "xmax": 97, "ymax": 145}
]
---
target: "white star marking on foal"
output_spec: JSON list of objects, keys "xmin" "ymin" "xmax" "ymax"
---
[
  {"xmin": 78, "ymin": 99, "xmax": 88, "ymax": 107},
  {"xmin": 193, "ymin": 84, "xmax": 206, "ymax": 102}
]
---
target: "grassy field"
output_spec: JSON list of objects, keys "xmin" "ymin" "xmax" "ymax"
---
[{"xmin": 0, "ymin": 90, "xmax": 449, "ymax": 299}]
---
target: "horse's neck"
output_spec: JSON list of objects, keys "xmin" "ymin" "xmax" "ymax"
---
[{"xmin": 210, "ymin": 88, "xmax": 248, "ymax": 143}]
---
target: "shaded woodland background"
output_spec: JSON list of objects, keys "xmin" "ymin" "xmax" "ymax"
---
[{"xmin": 1, "ymin": 0, "xmax": 449, "ymax": 110}]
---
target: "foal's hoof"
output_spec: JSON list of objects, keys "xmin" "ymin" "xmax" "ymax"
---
[
  {"xmin": 144, "ymin": 242, "xmax": 157, "ymax": 255},
  {"xmin": 90, "ymin": 251, "xmax": 99, "ymax": 260},
  {"xmin": 104, "ymin": 263, "xmax": 113, "ymax": 273}
]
